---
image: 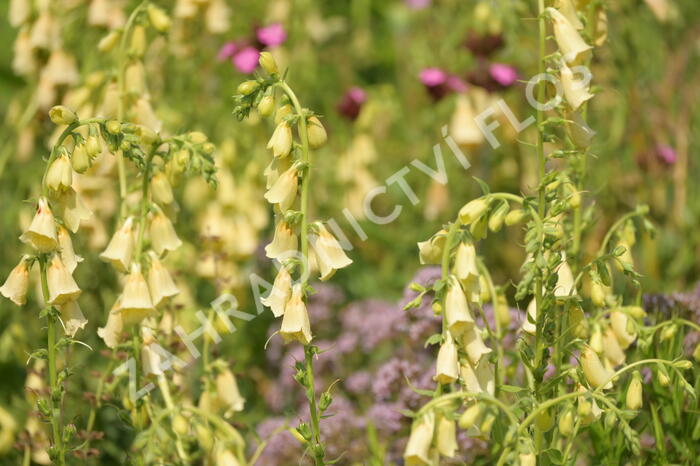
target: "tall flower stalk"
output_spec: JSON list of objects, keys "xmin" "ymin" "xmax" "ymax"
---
[{"xmin": 233, "ymin": 52, "xmax": 352, "ymax": 465}]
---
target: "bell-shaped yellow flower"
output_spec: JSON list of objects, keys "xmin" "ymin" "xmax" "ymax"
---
[
  {"xmin": 310, "ymin": 222, "xmax": 352, "ymax": 281},
  {"xmin": 265, "ymin": 220, "xmax": 297, "ymax": 260},
  {"xmin": 215, "ymin": 368, "xmax": 246, "ymax": 415},
  {"xmin": 100, "ymin": 217, "xmax": 135, "ymax": 273},
  {"xmin": 280, "ymin": 284, "xmax": 312, "ymax": 345},
  {"xmin": 266, "ymin": 121, "xmax": 293, "ymax": 158},
  {"xmin": 548, "ymin": 7, "xmax": 592, "ymax": 63},
  {"xmin": 57, "ymin": 226, "xmax": 82, "ymax": 274},
  {"xmin": 434, "ymin": 333, "xmax": 459, "ymax": 384},
  {"xmin": 47, "ymin": 254, "xmax": 81, "ymax": 305},
  {"xmin": 149, "ymin": 209, "xmax": 182, "ymax": 255},
  {"xmin": 20, "ymin": 198, "xmax": 58, "ymax": 252},
  {"xmin": 445, "ymin": 276, "xmax": 475, "ymax": 337},
  {"xmin": 0, "ymin": 257, "xmax": 31, "ymax": 306},
  {"xmin": 147, "ymin": 253, "xmax": 179, "ymax": 307},
  {"xmin": 116, "ymin": 264, "xmax": 156, "ymax": 325},
  {"xmin": 580, "ymin": 345, "xmax": 613, "ymax": 389},
  {"xmin": 59, "ymin": 300, "xmax": 87, "ymax": 337},
  {"xmin": 264, "ymin": 165, "xmax": 298, "ymax": 211},
  {"xmin": 403, "ymin": 410, "xmax": 435, "ymax": 466},
  {"xmin": 261, "ymin": 266, "xmax": 292, "ymax": 318}
]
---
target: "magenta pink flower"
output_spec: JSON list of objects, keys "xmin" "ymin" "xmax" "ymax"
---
[
  {"xmin": 489, "ymin": 63, "xmax": 518, "ymax": 87},
  {"xmin": 419, "ymin": 67, "xmax": 447, "ymax": 87},
  {"xmin": 655, "ymin": 144, "xmax": 677, "ymax": 165},
  {"xmin": 257, "ymin": 23, "xmax": 287, "ymax": 47},
  {"xmin": 405, "ymin": 0, "xmax": 431, "ymax": 9},
  {"xmin": 217, "ymin": 42, "xmax": 238, "ymax": 61},
  {"xmin": 233, "ymin": 46, "xmax": 260, "ymax": 74},
  {"xmin": 337, "ymin": 86, "xmax": 367, "ymax": 120},
  {"xmin": 446, "ymin": 75, "xmax": 468, "ymax": 93}
]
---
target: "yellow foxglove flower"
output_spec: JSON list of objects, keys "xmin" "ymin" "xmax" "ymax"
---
[
  {"xmin": 44, "ymin": 49, "xmax": 80, "ymax": 86},
  {"xmin": 445, "ymin": 276, "xmax": 474, "ymax": 337},
  {"xmin": 132, "ymin": 97, "xmax": 162, "ymax": 133},
  {"xmin": 147, "ymin": 253, "xmax": 179, "ymax": 307},
  {"xmin": 147, "ymin": 5, "xmax": 171, "ymax": 32},
  {"xmin": 417, "ymin": 230, "xmax": 446, "ymax": 265},
  {"xmin": 589, "ymin": 324, "xmax": 603, "ymax": 353},
  {"xmin": 602, "ymin": 327, "xmax": 626, "ymax": 366},
  {"xmin": 141, "ymin": 328, "xmax": 164, "ymax": 376},
  {"xmin": 519, "ymin": 452, "xmax": 537, "ymax": 466},
  {"xmin": 20, "ymin": 198, "xmax": 58, "ymax": 252},
  {"xmin": 216, "ymin": 449, "xmax": 241, "ymax": 466},
  {"xmin": 54, "ymin": 188, "xmax": 92, "ymax": 233},
  {"xmin": 556, "ymin": 0, "xmax": 584, "ymax": 29},
  {"xmin": 554, "ymin": 255, "xmax": 575, "ymax": 297},
  {"xmin": 71, "ymin": 144, "xmax": 90, "ymax": 174},
  {"xmin": 264, "ymin": 165, "xmax": 298, "ymax": 211},
  {"xmin": 403, "ymin": 410, "xmax": 435, "ymax": 466},
  {"xmin": 117, "ymin": 265, "xmax": 156, "ymax": 325},
  {"xmin": 280, "ymin": 284, "xmax": 312, "ymax": 345},
  {"xmin": 462, "ymin": 327, "xmax": 492, "ymax": 365},
  {"xmin": 150, "ymin": 210, "xmax": 182, "ymax": 255},
  {"xmin": 59, "ymin": 301, "xmax": 87, "ymax": 337},
  {"xmin": 310, "ymin": 223, "xmax": 352, "ymax": 281},
  {"xmin": 47, "ymin": 254, "xmax": 81, "ymax": 305},
  {"xmin": 458, "ymin": 199, "xmax": 489, "ymax": 225},
  {"xmin": 610, "ymin": 311, "xmax": 636, "ymax": 349},
  {"xmin": 57, "ymin": 226, "xmax": 82, "ymax": 274},
  {"xmin": 625, "ymin": 371, "xmax": 643, "ymax": 411},
  {"xmin": 459, "ymin": 404, "xmax": 482, "ymax": 430},
  {"xmin": 216, "ymin": 368, "xmax": 246, "ymax": 414},
  {"xmin": 436, "ymin": 415, "xmax": 457, "ymax": 458},
  {"xmin": 590, "ymin": 280, "xmax": 607, "ymax": 307},
  {"xmin": 9, "ymin": 0, "xmax": 30, "ymax": 27},
  {"xmin": 560, "ymin": 61, "xmax": 593, "ymax": 111},
  {"xmin": 434, "ymin": 333, "xmax": 459, "ymax": 384},
  {"xmin": 0, "ymin": 257, "xmax": 31, "ymax": 305},
  {"xmin": 548, "ymin": 7, "xmax": 592, "ymax": 64},
  {"xmin": 580, "ymin": 345, "xmax": 613, "ymax": 389},
  {"xmin": 100, "ymin": 217, "xmax": 135, "ymax": 273},
  {"xmin": 265, "ymin": 220, "xmax": 298, "ymax": 260},
  {"xmin": 266, "ymin": 121, "xmax": 293, "ymax": 158},
  {"xmin": 98, "ymin": 303, "xmax": 124, "ymax": 349},
  {"xmin": 150, "ymin": 172, "xmax": 174, "ymax": 205},
  {"xmin": 205, "ymin": 0, "xmax": 231, "ymax": 34},
  {"xmin": 261, "ymin": 266, "xmax": 292, "ymax": 318},
  {"xmin": 454, "ymin": 242, "xmax": 479, "ymax": 282},
  {"xmin": 307, "ymin": 116, "xmax": 327, "ymax": 149},
  {"xmin": 558, "ymin": 408, "xmax": 574, "ymax": 436},
  {"xmin": 450, "ymin": 94, "xmax": 484, "ymax": 148}
]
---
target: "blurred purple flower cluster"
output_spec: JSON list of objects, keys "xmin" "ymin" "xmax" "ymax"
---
[
  {"xmin": 644, "ymin": 283, "xmax": 700, "ymax": 351},
  {"xmin": 218, "ymin": 23, "xmax": 287, "ymax": 74},
  {"xmin": 254, "ymin": 266, "xmax": 490, "ymax": 463}
]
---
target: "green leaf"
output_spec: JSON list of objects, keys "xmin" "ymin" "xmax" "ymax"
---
[
  {"xmin": 472, "ymin": 176, "xmax": 491, "ymax": 195},
  {"xmin": 424, "ymin": 333, "xmax": 442, "ymax": 348}
]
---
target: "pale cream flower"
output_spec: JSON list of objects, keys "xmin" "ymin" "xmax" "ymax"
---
[
  {"xmin": 554, "ymin": 254, "xmax": 576, "ymax": 297},
  {"xmin": 98, "ymin": 301, "xmax": 124, "ymax": 349},
  {"xmin": 280, "ymin": 284, "xmax": 312, "ymax": 344},
  {"xmin": 307, "ymin": 116, "xmax": 327, "ymax": 149},
  {"xmin": 521, "ymin": 299, "xmax": 537, "ymax": 335},
  {"xmin": 9, "ymin": 0, "xmax": 31, "ymax": 26},
  {"xmin": 450, "ymin": 94, "xmax": 485, "ymax": 148},
  {"xmin": 610, "ymin": 311, "xmax": 636, "ymax": 349},
  {"xmin": 0, "ymin": 257, "xmax": 31, "ymax": 306},
  {"xmin": 46, "ymin": 154, "xmax": 72, "ymax": 192},
  {"xmin": 560, "ymin": 61, "xmax": 593, "ymax": 111},
  {"xmin": 43, "ymin": 49, "xmax": 80, "ymax": 87},
  {"xmin": 150, "ymin": 210, "xmax": 182, "ymax": 255},
  {"xmin": 116, "ymin": 265, "xmax": 156, "ymax": 325},
  {"xmin": 265, "ymin": 220, "xmax": 297, "ymax": 260},
  {"xmin": 205, "ymin": 0, "xmax": 231, "ymax": 34},
  {"xmin": 436, "ymin": 415, "xmax": 457, "ymax": 458},
  {"xmin": 310, "ymin": 222, "xmax": 352, "ymax": 281},
  {"xmin": 266, "ymin": 121, "xmax": 293, "ymax": 158},
  {"xmin": 264, "ymin": 165, "xmax": 298, "ymax": 211},
  {"xmin": 435, "ymin": 333, "xmax": 459, "ymax": 384},
  {"xmin": 131, "ymin": 97, "xmax": 162, "ymax": 133},
  {"xmin": 59, "ymin": 301, "xmax": 87, "ymax": 337},
  {"xmin": 417, "ymin": 230, "xmax": 446, "ymax": 265},
  {"xmin": 445, "ymin": 276, "xmax": 474, "ymax": 337},
  {"xmin": 147, "ymin": 253, "xmax": 179, "ymax": 307},
  {"xmin": 100, "ymin": 217, "xmax": 135, "ymax": 273},
  {"xmin": 141, "ymin": 328, "xmax": 164, "ymax": 376},
  {"xmin": 12, "ymin": 27, "xmax": 37, "ymax": 76},
  {"xmin": 261, "ymin": 266, "xmax": 292, "ymax": 317},
  {"xmin": 215, "ymin": 369, "xmax": 246, "ymax": 414},
  {"xmin": 47, "ymin": 254, "xmax": 81, "ymax": 305},
  {"xmin": 602, "ymin": 327, "xmax": 626, "ymax": 366},
  {"xmin": 54, "ymin": 188, "xmax": 92, "ymax": 233},
  {"xmin": 20, "ymin": 198, "xmax": 58, "ymax": 253},
  {"xmin": 403, "ymin": 410, "xmax": 435, "ymax": 466},
  {"xmin": 454, "ymin": 241, "xmax": 479, "ymax": 282},
  {"xmin": 580, "ymin": 345, "xmax": 613, "ymax": 389},
  {"xmin": 548, "ymin": 7, "xmax": 592, "ymax": 63},
  {"xmin": 57, "ymin": 226, "xmax": 82, "ymax": 274},
  {"xmin": 150, "ymin": 172, "xmax": 174, "ymax": 205},
  {"xmin": 556, "ymin": 0, "xmax": 584, "ymax": 30},
  {"xmin": 462, "ymin": 327, "xmax": 492, "ymax": 365}
]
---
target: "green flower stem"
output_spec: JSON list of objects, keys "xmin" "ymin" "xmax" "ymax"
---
[
  {"xmin": 157, "ymin": 375, "xmax": 189, "ymax": 463},
  {"xmin": 277, "ymin": 80, "xmax": 325, "ymax": 466},
  {"xmin": 39, "ymin": 257, "xmax": 65, "ymax": 465},
  {"xmin": 597, "ymin": 206, "xmax": 649, "ymax": 256},
  {"xmin": 116, "ymin": 0, "xmax": 149, "ymax": 218}
]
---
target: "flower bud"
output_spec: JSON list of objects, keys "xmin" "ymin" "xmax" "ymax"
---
[
  {"xmin": 150, "ymin": 172, "xmax": 174, "ymax": 205},
  {"xmin": 258, "ymin": 95, "xmax": 275, "ymax": 117},
  {"xmin": 194, "ymin": 423, "xmax": 213, "ymax": 451},
  {"xmin": 657, "ymin": 367, "xmax": 670, "ymax": 387},
  {"xmin": 46, "ymin": 154, "xmax": 73, "ymax": 191},
  {"xmin": 459, "ymin": 404, "xmax": 481, "ymax": 430},
  {"xmin": 172, "ymin": 414, "xmax": 188, "ymax": 436},
  {"xmin": 98, "ymin": 30, "xmax": 121, "ymax": 53},
  {"xmin": 147, "ymin": 5, "xmax": 171, "ymax": 32},
  {"xmin": 535, "ymin": 409, "xmax": 554, "ymax": 432},
  {"xmin": 610, "ymin": 311, "xmax": 636, "ymax": 348},
  {"xmin": 674, "ymin": 360, "xmax": 692, "ymax": 370},
  {"xmin": 436, "ymin": 415, "xmax": 457, "ymax": 458},
  {"xmin": 49, "ymin": 105, "xmax": 77, "ymax": 125},
  {"xmin": 71, "ymin": 144, "xmax": 90, "ymax": 173},
  {"xmin": 275, "ymin": 104, "xmax": 293, "ymax": 124},
  {"xmin": 558, "ymin": 408, "xmax": 574, "ymax": 436},
  {"xmin": 0, "ymin": 257, "xmax": 30, "ymax": 306},
  {"xmin": 307, "ymin": 116, "xmax": 327, "ymax": 149},
  {"xmin": 659, "ymin": 324, "xmax": 677, "ymax": 342},
  {"xmin": 590, "ymin": 281, "xmax": 606, "ymax": 307},
  {"xmin": 495, "ymin": 292, "xmax": 511, "ymax": 328},
  {"xmin": 106, "ymin": 120, "xmax": 121, "ymax": 135},
  {"xmin": 581, "ymin": 345, "xmax": 613, "ymax": 389},
  {"xmin": 86, "ymin": 134, "xmax": 101, "ymax": 158},
  {"xmin": 237, "ymin": 80, "xmax": 259, "ymax": 96},
  {"xmin": 488, "ymin": 202, "xmax": 509, "ymax": 232},
  {"xmin": 505, "ymin": 209, "xmax": 526, "ymax": 226},
  {"xmin": 188, "ymin": 131, "xmax": 208, "ymax": 144},
  {"xmin": 625, "ymin": 371, "xmax": 643, "ymax": 410},
  {"xmin": 129, "ymin": 25, "xmax": 147, "ymax": 57},
  {"xmin": 259, "ymin": 51, "xmax": 278, "ymax": 74},
  {"xmin": 480, "ymin": 413, "xmax": 496, "ymax": 436},
  {"xmin": 458, "ymin": 198, "xmax": 489, "ymax": 224}
]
